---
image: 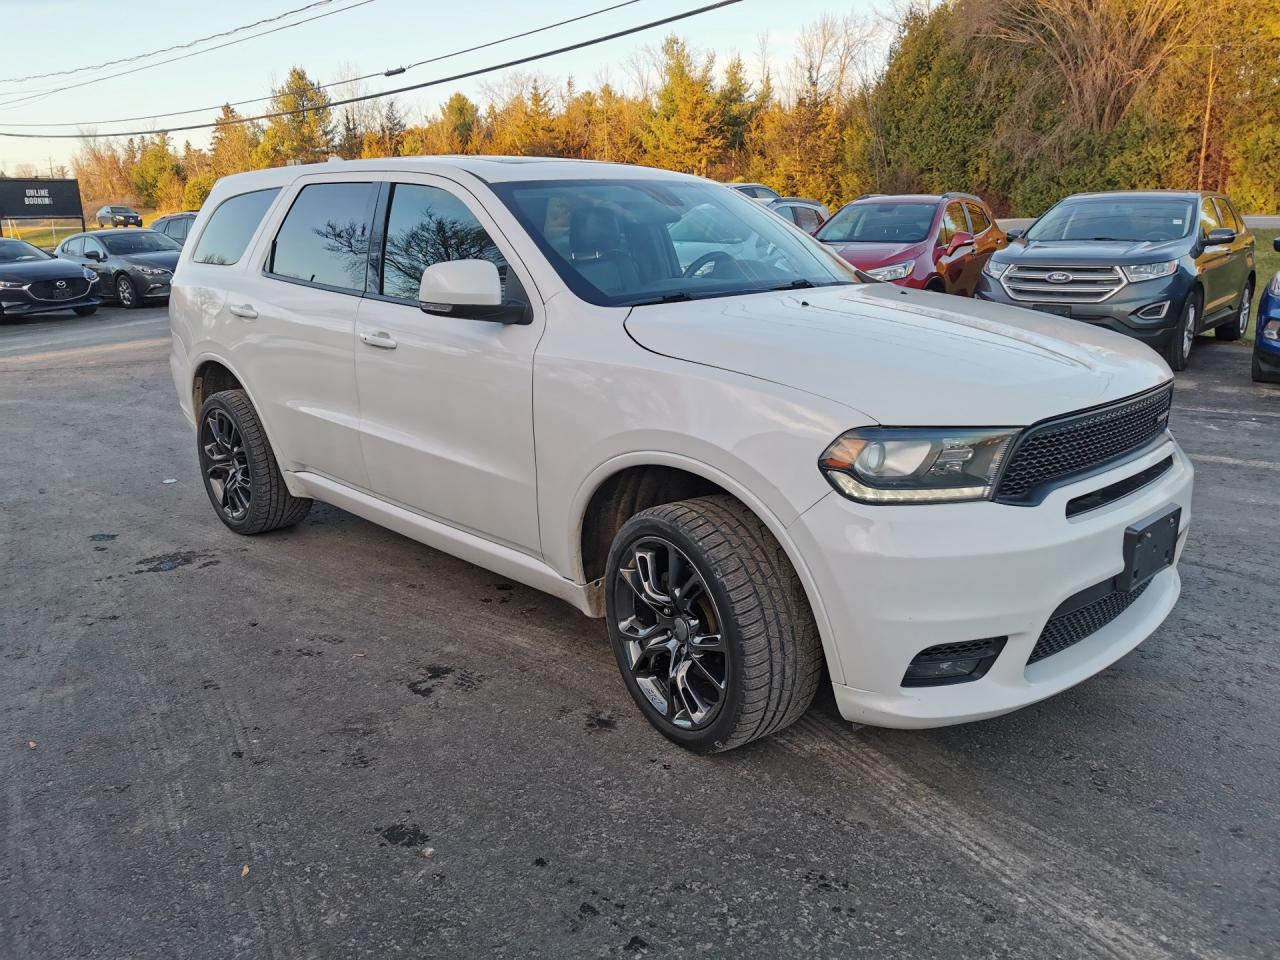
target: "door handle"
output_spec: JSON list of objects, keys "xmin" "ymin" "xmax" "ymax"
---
[
  {"xmin": 228, "ymin": 303, "xmax": 257, "ymax": 319},
  {"xmin": 360, "ymin": 331, "xmax": 398, "ymax": 350}
]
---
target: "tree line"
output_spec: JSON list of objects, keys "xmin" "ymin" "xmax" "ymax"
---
[{"xmin": 58, "ymin": 0, "xmax": 1280, "ymax": 219}]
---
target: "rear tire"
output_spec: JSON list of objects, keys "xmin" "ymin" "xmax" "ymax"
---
[
  {"xmin": 605, "ymin": 495, "xmax": 822, "ymax": 753},
  {"xmin": 1164, "ymin": 290, "xmax": 1199, "ymax": 371},
  {"xmin": 1216, "ymin": 280, "xmax": 1252, "ymax": 341},
  {"xmin": 197, "ymin": 390, "xmax": 312, "ymax": 535}
]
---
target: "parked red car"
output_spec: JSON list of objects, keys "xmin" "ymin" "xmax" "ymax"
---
[{"xmin": 815, "ymin": 193, "xmax": 1007, "ymax": 295}]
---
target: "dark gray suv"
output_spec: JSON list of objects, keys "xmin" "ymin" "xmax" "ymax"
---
[{"xmin": 976, "ymin": 191, "xmax": 1255, "ymax": 370}]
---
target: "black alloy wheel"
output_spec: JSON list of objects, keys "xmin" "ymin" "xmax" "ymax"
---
[
  {"xmin": 200, "ymin": 408, "xmax": 252, "ymax": 523},
  {"xmin": 613, "ymin": 535, "xmax": 729, "ymax": 732}
]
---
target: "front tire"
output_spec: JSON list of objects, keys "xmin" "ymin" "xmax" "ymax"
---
[
  {"xmin": 197, "ymin": 390, "xmax": 312, "ymax": 534},
  {"xmin": 605, "ymin": 495, "xmax": 822, "ymax": 753},
  {"xmin": 115, "ymin": 274, "xmax": 140, "ymax": 309},
  {"xmin": 1164, "ymin": 289, "xmax": 1199, "ymax": 371},
  {"xmin": 1217, "ymin": 280, "xmax": 1252, "ymax": 341}
]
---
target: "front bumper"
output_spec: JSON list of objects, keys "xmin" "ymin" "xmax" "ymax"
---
[
  {"xmin": 975, "ymin": 272, "xmax": 1192, "ymax": 350},
  {"xmin": 789, "ymin": 437, "xmax": 1193, "ymax": 728},
  {"xmin": 129, "ymin": 272, "xmax": 172, "ymax": 299},
  {"xmin": 1254, "ymin": 285, "xmax": 1280, "ymax": 375},
  {"xmin": 0, "ymin": 293, "xmax": 101, "ymax": 317}
]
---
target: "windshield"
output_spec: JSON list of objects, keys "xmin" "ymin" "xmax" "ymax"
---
[
  {"xmin": 101, "ymin": 231, "xmax": 180, "ymax": 255},
  {"xmin": 1026, "ymin": 198, "xmax": 1195, "ymax": 242},
  {"xmin": 489, "ymin": 178, "xmax": 859, "ymax": 307},
  {"xmin": 816, "ymin": 202, "xmax": 936, "ymax": 244},
  {"xmin": 0, "ymin": 238, "xmax": 52, "ymax": 263}
]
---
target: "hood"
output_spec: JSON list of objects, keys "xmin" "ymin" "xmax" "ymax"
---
[
  {"xmin": 123, "ymin": 251, "xmax": 179, "ymax": 271},
  {"xmin": 995, "ymin": 237, "xmax": 1187, "ymax": 266},
  {"xmin": 822, "ymin": 241, "xmax": 925, "ymax": 271},
  {"xmin": 0, "ymin": 257, "xmax": 90, "ymax": 283},
  {"xmin": 623, "ymin": 283, "xmax": 1171, "ymax": 426}
]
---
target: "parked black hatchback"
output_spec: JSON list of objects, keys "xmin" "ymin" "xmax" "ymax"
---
[
  {"xmin": 0, "ymin": 237, "xmax": 100, "ymax": 320},
  {"xmin": 96, "ymin": 205, "xmax": 143, "ymax": 228},
  {"xmin": 976, "ymin": 191, "xmax": 1255, "ymax": 370}
]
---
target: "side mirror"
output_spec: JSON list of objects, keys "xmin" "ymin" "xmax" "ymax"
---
[
  {"xmin": 1005, "ymin": 228, "xmax": 1024, "ymax": 241},
  {"xmin": 946, "ymin": 231, "xmax": 974, "ymax": 254},
  {"xmin": 418, "ymin": 259, "xmax": 530, "ymax": 325},
  {"xmin": 1205, "ymin": 227, "xmax": 1236, "ymax": 246},
  {"xmin": 85, "ymin": 249, "xmax": 103, "ymax": 261},
  {"xmin": 1272, "ymin": 237, "xmax": 1279, "ymax": 253}
]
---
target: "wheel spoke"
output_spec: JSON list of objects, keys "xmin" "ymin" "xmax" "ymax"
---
[
  {"xmin": 688, "ymin": 631, "xmax": 724, "ymax": 653},
  {"xmin": 631, "ymin": 547, "xmax": 671, "ymax": 607},
  {"xmin": 690, "ymin": 655, "xmax": 726, "ymax": 691}
]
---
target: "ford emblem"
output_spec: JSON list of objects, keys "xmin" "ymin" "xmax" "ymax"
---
[{"xmin": 1046, "ymin": 271, "xmax": 1072, "ymax": 284}]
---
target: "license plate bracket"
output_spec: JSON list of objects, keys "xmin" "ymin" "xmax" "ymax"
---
[
  {"xmin": 1118, "ymin": 506, "xmax": 1180, "ymax": 592},
  {"xmin": 1032, "ymin": 303, "xmax": 1071, "ymax": 317}
]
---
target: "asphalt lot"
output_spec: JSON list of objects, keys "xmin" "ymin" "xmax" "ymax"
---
[{"xmin": 3, "ymin": 305, "xmax": 1279, "ymax": 959}]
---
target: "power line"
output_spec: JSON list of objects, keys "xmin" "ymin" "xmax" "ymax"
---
[
  {"xmin": 0, "ymin": 0, "xmax": 647, "ymax": 129},
  {"xmin": 0, "ymin": 1, "xmax": 345, "ymax": 85},
  {"xmin": 0, "ymin": 0, "xmax": 378, "ymax": 111},
  {"xmin": 0, "ymin": 0, "xmax": 742, "ymax": 141}
]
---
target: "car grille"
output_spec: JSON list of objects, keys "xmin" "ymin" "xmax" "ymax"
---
[
  {"xmin": 1002, "ymin": 264, "xmax": 1126, "ymax": 303},
  {"xmin": 1028, "ymin": 580, "xmax": 1151, "ymax": 664},
  {"xmin": 28, "ymin": 278, "xmax": 91, "ymax": 301},
  {"xmin": 995, "ymin": 384, "xmax": 1173, "ymax": 504}
]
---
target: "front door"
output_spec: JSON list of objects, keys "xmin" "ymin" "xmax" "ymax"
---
[
  {"xmin": 354, "ymin": 177, "xmax": 544, "ymax": 554},
  {"xmin": 1196, "ymin": 197, "xmax": 1236, "ymax": 321}
]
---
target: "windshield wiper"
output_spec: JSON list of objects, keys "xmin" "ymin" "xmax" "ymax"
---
[
  {"xmin": 768, "ymin": 278, "xmax": 817, "ymax": 291},
  {"xmin": 630, "ymin": 292, "xmax": 695, "ymax": 306}
]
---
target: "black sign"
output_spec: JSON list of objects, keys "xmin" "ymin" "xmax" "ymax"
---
[{"xmin": 0, "ymin": 178, "xmax": 83, "ymax": 220}]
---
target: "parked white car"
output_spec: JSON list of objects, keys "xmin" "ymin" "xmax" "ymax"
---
[{"xmin": 169, "ymin": 157, "xmax": 1193, "ymax": 752}]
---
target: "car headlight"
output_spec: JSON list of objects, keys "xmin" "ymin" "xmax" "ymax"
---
[
  {"xmin": 82, "ymin": 267, "xmax": 97, "ymax": 282},
  {"xmin": 819, "ymin": 427, "xmax": 1019, "ymax": 504},
  {"xmin": 1122, "ymin": 260, "xmax": 1178, "ymax": 282},
  {"xmin": 866, "ymin": 260, "xmax": 914, "ymax": 282},
  {"xmin": 0, "ymin": 279, "xmax": 26, "ymax": 289},
  {"xmin": 1269, "ymin": 271, "xmax": 1280, "ymax": 297},
  {"xmin": 134, "ymin": 265, "xmax": 171, "ymax": 277},
  {"xmin": 983, "ymin": 259, "xmax": 1010, "ymax": 279}
]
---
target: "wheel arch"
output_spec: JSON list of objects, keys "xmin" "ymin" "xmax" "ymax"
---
[{"xmin": 570, "ymin": 453, "xmax": 845, "ymax": 685}]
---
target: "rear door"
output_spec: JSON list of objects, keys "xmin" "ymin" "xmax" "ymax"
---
[
  {"xmin": 214, "ymin": 177, "xmax": 378, "ymax": 489},
  {"xmin": 353, "ymin": 175, "xmax": 544, "ymax": 553}
]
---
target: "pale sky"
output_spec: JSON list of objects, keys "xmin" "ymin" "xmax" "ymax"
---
[{"xmin": 0, "ymin": 0, "xmax": 891, "ymax": 174}]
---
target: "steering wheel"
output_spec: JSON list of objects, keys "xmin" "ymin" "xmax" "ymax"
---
[{"xmin": 683, "ymin": 250, "xmax": 735, "ymax": 278}]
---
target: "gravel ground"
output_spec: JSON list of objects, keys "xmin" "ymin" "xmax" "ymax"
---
[{"xmin": 2, "ymin": 306, "xmax": 1278, "ymax": 959}]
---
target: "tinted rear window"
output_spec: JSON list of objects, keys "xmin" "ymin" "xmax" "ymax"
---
[
  {"xmin": 268, "ymin": 182, "xmax": 375, "ymax": 291},
  {"xmin": 191, "ymin": 188, "xmax": 280, "ymax": 266}
]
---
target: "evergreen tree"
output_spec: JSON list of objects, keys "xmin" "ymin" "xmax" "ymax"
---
[
  {"xmin": 642, "ymin": 36, "xmax": 725, "ymax": 176},
  {"xmin": 254, "ymin": 67, "xmax": 334, "ymax": 166}
]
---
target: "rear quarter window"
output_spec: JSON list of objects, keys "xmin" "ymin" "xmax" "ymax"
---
[{"xmin": 191, "ymin": 188, "xmax": 281, "ymax": 266}]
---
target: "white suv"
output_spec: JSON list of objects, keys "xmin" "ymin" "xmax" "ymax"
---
[{"xmin": 169, "ymin": 157, "xmax": 1193, "ymax": 752}]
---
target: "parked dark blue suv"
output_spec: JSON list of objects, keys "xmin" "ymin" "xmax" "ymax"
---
[
  {"xmin": 976, "ymin": 191, "xmax": 1255, "ymax": 371},
  {"xmin": 1254, "ymin": 237, "xmax": 1280, "ymax": 383}
]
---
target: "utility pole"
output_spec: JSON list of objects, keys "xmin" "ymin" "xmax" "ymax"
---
[{"xmin": 1197, "ymin": 45, "xmax": 1216, "ymax": 191}]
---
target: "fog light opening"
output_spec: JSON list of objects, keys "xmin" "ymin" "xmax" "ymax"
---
[
  {"xmin": 902, "ymin": 637, "xmax": 1006, "ymax": 687},
  {"xmin": 1136, "ymin": 301, "xmax": 1170, "ymax": 321},
  {"xmin": 1263, "ymin": 320, "xmax": 1280, "ymax": 342}
]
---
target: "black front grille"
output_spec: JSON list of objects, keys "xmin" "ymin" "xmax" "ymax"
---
[
  {"xmin": 28, "ymin": 277, "xmax": 91, "ymax": 301},
  {"xmin": 1029, "ymin": 580, "xmax": 1151, "ymax": 664},
  {"xmin": 995, "ymin": 385, "xmax": 1172, "ymax": 503}
]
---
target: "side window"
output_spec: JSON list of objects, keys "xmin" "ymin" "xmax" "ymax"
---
[
  {"xmin": 796, "ymin": 207, "xmax": 822, "ymax": 232},
  {"xmin": 1213, "ymin": 198, "xmax": 1240, "ymax": 234},
  {"xmin": 192, "ymin": 188, "xmax": 280, "ymax": 266},
  {"xmin": 1199, "ymin": 198, "xmax": 1220, "ymax": 238},
  {"xmin": 171, "ymin": 218, "xmax": 189, "ymax": 241},
  {"xmin": 938, "ymin": 203, "xmax": 966, "ymax": 244},
  {"xmin": 966, "ymin": 203, "xmax": 991, "ymax": 234},
  {"xmin": 268, "ymin": 183, "xmax": 376, "ymax": 291},
  {"xmin": 83, "ymin": 237, "xmax": 105, "ymax": 258},
  {"xmin": 776, "ymin": 206, "xmax": 799, "ymax": 225},
  {"xmin": 62, "ymin": 236, "xmax": 84, "ymax": 256},
  {"xmin": 380, "ymin": 182, "xmax": 515, "ymax": 302}
]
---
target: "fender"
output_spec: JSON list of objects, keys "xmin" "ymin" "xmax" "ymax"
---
[{"xmin": 568, "ymin": 450, "xmax": 847, "ymax": 686}]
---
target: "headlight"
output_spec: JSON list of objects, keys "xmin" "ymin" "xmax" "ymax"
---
[
  {"xmin": 0, "ymin": 280, "xmax": 26, "ymax": 289},
  {"xmin": 866, "ymin": 260, "xmax": 914, "ymax": 282},
  {"xmin": 1268, "ymin": 271, "xmax": 1280, "ymax": 297},
  {"xmin": 82, "ymin": 267, "xmax": 97, "ymax": 282},
  {"xmin": 819, "ymin": 427, "xmax": 1019, "ymax": 504},
  {"xmin": 983, "ymin": 259, "xmax": 1010, "ymax": 279},
  {"xmin": 134, "ymin": 265, "xmax": 171, "ymax": 277},
  {"xmin": 1122, "ymin": 260, "xmax": 1178, "ymax": 282}
]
